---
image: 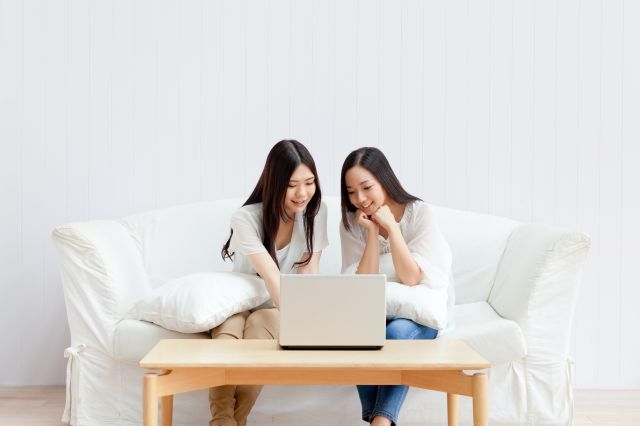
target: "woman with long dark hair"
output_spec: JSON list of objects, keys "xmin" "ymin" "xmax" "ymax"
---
[
  {"xmin": 211, "ymin": 140, "xmax": 328, "ymax": 426},
  {"xmin": 340, "ymin": 147, "xmax": 452, "ymax": 426}
]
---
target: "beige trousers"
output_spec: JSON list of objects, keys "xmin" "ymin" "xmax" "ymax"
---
[{"xmin": 208, "ymin": 308, "xmax": 279, "ymax": 426}]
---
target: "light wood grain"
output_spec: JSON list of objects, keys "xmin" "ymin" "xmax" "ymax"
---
[
  {"xmin": 141, "ymin": 339, "xmax": 490, "ymax": 426},
  {"xmin": 140, "ymin": 339, "xmax": 490, "ymax": 370}
]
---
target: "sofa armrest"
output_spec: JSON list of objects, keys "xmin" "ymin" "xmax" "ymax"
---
[
  {"xmin": 52, "ymin": 221, "xmax": 151, "ymax": 352},
  {"xmin": 488, "ymin": 223, "xmax": 591, "ymax": 359}
]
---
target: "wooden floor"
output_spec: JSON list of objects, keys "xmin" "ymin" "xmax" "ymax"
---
[{"xmin": 0, "ymin": 386, "xmax": 638, "ymax": 425}]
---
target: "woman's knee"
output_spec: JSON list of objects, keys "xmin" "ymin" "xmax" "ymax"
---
[
  {"xmin": 386, "ymin": 318, "xmax": 426, "ymax": 340},
  {"xmin": 244, "ymin": 308, "xmax": 280, "ymax": 339},
  {"xmin": 211, "ymin": 311, "xmax": 250, "ymax": 340}
]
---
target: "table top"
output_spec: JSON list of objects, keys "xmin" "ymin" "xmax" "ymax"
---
[{"xmin": 140, "ymin": 339, "xmax": 490, "ymax": 370}]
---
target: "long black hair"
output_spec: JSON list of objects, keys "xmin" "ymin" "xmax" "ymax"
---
[
  {"xmin": 340, "ymin": 147, "xmax": 420, "ymax": 231},
  {"xmin": 221, "ymin": 140, "xmax": 321, "ymax": 269}
]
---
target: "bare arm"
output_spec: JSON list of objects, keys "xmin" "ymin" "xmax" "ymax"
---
[
  {"xmin": 354, "ymin": 210, "xmax": 381, "ymax": 275},
  {"xmin": 296, "ymin": 251, "xmax": 322, "ymax": 274},
  {"xmin": 245, "ymin": 252, "xmax": 282, "ymax": 308},
  {"xmin": 386, "ymin": 225, "xmax": 424, "ymax": 285},
  {"xmin": 374, "ymin": 205, "xmax": 424, "ymax": 286}
]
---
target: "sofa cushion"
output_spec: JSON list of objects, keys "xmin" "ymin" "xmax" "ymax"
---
[
  {"xmin": 386, "ymin": 281, "xmax": 449, "ymax": 330},
  {"xmin": 114, "ymin": 319, "xmax": 209, "ymax": 362},
  {"xmin": 126, "ymin": 272, "xmax": 270, "ymax": 334},
  {"xmin": 121, "ymin": 199, "xmax": 242, "ymax": 287},
  {"xmin": 435, "ymin": 206, "xmax": 518, "ymax": 304},
  {"xmin": 443, "ymin": 301, "xmax": 527, "ymax": 365}
]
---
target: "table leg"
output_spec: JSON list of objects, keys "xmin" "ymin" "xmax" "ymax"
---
[
  {"xmin": 472, "ymin": 373, "xmax": 488, "ymax": 426},
  {"xmin": 447, "ymin": 393, "xmax": 459, "ymax": 426},
  {"xmin": 143, "ymin": 374, "xmax": 158, "ymax": 426},
  {"xmin": 162, "ymin": 394, "xmax": 173, "ymax": 426}
]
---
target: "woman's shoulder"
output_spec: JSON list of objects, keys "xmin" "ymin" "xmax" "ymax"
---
[
  {"xmin": 339, "ymin": 209, "xmax": 362, "ymax": 236},
  {"xmin": 404, "ymin": 200, "xmax": 437, "ymax": 222},
  {"xmin": 231, "ymin": 203, "xmax": 263, "ymax": 224}
]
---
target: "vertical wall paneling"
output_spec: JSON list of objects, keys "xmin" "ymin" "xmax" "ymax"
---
[
  {"xmin": 266, "ymin": 0, "xmax": 292, "ymax": 141},
  {"xmin": 421, "ymin": 2, "xmax": 446, "ymax": 205},
  {"xmin": 596, "ymin": 0, "xmax": 624, "ymax": 388},
  {"xmin": 1, "ymin": 0, "xmax": 639, "ymax": 388},
  {"xmin": 87, "ymin": 0, "xmax": 114, "ymax": 219},
  {"xmin": 20, "ymin": 0, "xmax": 48, "ymax": 383},
  {"xmin": 218, "ymin": 0, "xmax": 246, "ymax": 199},
  {"xmin": 555, "ymin": 0, "xmax": 581, "ymax": 366},
  {"xmin": 355, "ymin": 0, "xmax": 380, "ymax": 155},
  {"xmin": 66, "ymin": 0, "xmax": 91, "ymax": 224},
  {"xmin": 378, "ymin": 1, "xmax": 401, "ymax": 194},
  {"xmin": 310, "ymin": 0, "xmax": 336, "ymax": 194},
  {"xmin": 466, "ymin": 0, "xmax": 491, "ymax": 213},
  {"xmin": 244, "ymin": 0, "xmax": 269, "ymax": 189},
  {"xmin": 555, "ymin": 0, "xmax": 580, "ymax": 231},
  {"xmin": 620, "ymin": 0, "xmax": 640, "ymax": 389},
  {"xmin": 290, "ymin": 0, "xmax": 314, "ymax": 152},
  {"xmin": 399, "ymin": 0, "xmax": 424, "ymax": 199},
  {"xmin": 176, "ymin": 0, "xmax": 204, "ymax": 205},
  {"xmin": 487, "ymin": 0, "xmax": 512, "ymax": 217},
  {"xmin": 0, "ymin": 0, "xmax": 24, "ymax": 384},
  {"xmin": 156, "ymin": 0, "xmax": 181, "ymax": 205},
  {"xmin": 201, "ymin": 0, "xmax": 224, "ymax": 201},
  {"xmin": 111, "ymin": 0, "xmax": 135, "ymax": 216},
  {"xmin": 131, "ymin": 0, "xmax": 159, "ymax": 213},
  {"xmin": 531, "ymin": 0, "xmax": 558, "ymax": 226},
  {"xmin": 42, "ymin": 0, "xmax": 71, "ymax": 384},
  {"xmin": 510, "ymin": 0, "xmax": 534, "ymax": 223},
  {"xmin": 442, "ymin": 0, "xmax": 468, "ymax": 210},
  {"xmin": 333, "ymin": 0, "xmax": 358, "ymax": 169},
  {"xmin": 574, "ymin": 0, "xmax": 602, "ymax": 388}
]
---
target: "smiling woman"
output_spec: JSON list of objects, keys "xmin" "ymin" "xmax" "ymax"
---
[
  {"xmin": 339, "ymin": 147, "xmax": 453, "ymax": 426},
  {"xmin": 213, "ymin": 139, "xmax": 329, "ymax": 426}
]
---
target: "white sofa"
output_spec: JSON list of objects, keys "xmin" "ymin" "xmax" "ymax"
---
[{"xmin": 52, "ymin": 196, "xmax": 590, "ymax": 426}]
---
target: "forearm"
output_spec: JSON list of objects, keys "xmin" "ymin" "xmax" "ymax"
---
[
  {"xmin": 263, "ymin": 274, "xmax": 281, "ymax": 308},
  {"xmin": 356, "ymin": 230, "xmax": 380, "ymax": 274},
  {"xmin": 297, "ymin": 251, "xmax": 321, "ymax": 274},
  {"xmin": 388, "ymin": 227, "xmax": 424, "ymax": 285},
  {"xmin": 247, "ymin": 252, "xmax": 282, "ymax": 308}
]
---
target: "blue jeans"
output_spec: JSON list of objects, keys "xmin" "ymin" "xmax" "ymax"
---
[{"xmin": 357, "ymin": 318, "xmax": 438, "ymax": 425}]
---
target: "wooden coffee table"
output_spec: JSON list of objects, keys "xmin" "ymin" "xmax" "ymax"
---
[{"xmin": 140, "ymin": 339, "xmax": 490, "ymax": 426}]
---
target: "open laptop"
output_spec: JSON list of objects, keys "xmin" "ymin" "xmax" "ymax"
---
[{"xmin": 279, "ymin": 274, "xmax": 386, "ymax": 349}]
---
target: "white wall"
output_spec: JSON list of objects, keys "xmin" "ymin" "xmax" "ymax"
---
[{"xmin": 0, "ymin": 0, "xmax": 638, "ymax": 388}]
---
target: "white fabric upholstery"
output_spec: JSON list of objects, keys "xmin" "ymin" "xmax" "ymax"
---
[
  {"xmin": 114, "ymin": 320, "xmax": 208, "ymax": 363},
  {"xmin": 127, "ymin": 272, "xmax": 270, "ymax": 333},
  {"xmin": 443, "ymin": 301, "xmax": 527, "ymax": 365},
  {"xmin": 52, "ymin": 196, "xmax": 590, "ymax": 426},
  {"xmin": 435, "ymin": 206, "xmax": 518, "ymax": 304}
]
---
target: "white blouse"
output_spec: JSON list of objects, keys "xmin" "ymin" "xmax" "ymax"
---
[
  {"xmin": 339, "ymin": 200, "xmax": 452, "ymax": 292},
  {"xmin": 229, "ymin": 201, "xmax": 329, "ymax": 274}
]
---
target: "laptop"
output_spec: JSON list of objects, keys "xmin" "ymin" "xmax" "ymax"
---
[{"xmin": 278, "ymin": 274, "xmax": 386, "ymax": 349}]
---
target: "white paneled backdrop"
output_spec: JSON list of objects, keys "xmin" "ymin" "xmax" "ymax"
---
[{"xmin": 0, "ymin": 0, "xmax": 639, "ymax": 388}]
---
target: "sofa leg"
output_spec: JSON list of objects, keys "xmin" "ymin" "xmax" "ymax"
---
[{"xmin": 447, "ymin": 393, "xmax": 459, "ymax": 426}]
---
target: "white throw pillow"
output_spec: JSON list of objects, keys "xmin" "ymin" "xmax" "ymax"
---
[
  {"xmin": 127, "ymin": 272, "xmax": 270, "ymax": 333},
  {"xmin": 385, "ymin": 281, "xmax": 448, "ymax": 330}
]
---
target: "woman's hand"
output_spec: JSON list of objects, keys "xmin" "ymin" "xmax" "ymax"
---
[
  {"xmin": 372, "ymin": 205, "xmax": 399, "ymax": 234},
  {"xmin": 355, "ymin": 209, "xmax": 379, "ymax": 234}
]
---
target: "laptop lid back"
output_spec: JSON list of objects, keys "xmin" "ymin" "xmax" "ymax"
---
[{"xmin": 279, "ymin": 274, "xmax": 386, "ymax": 349}]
